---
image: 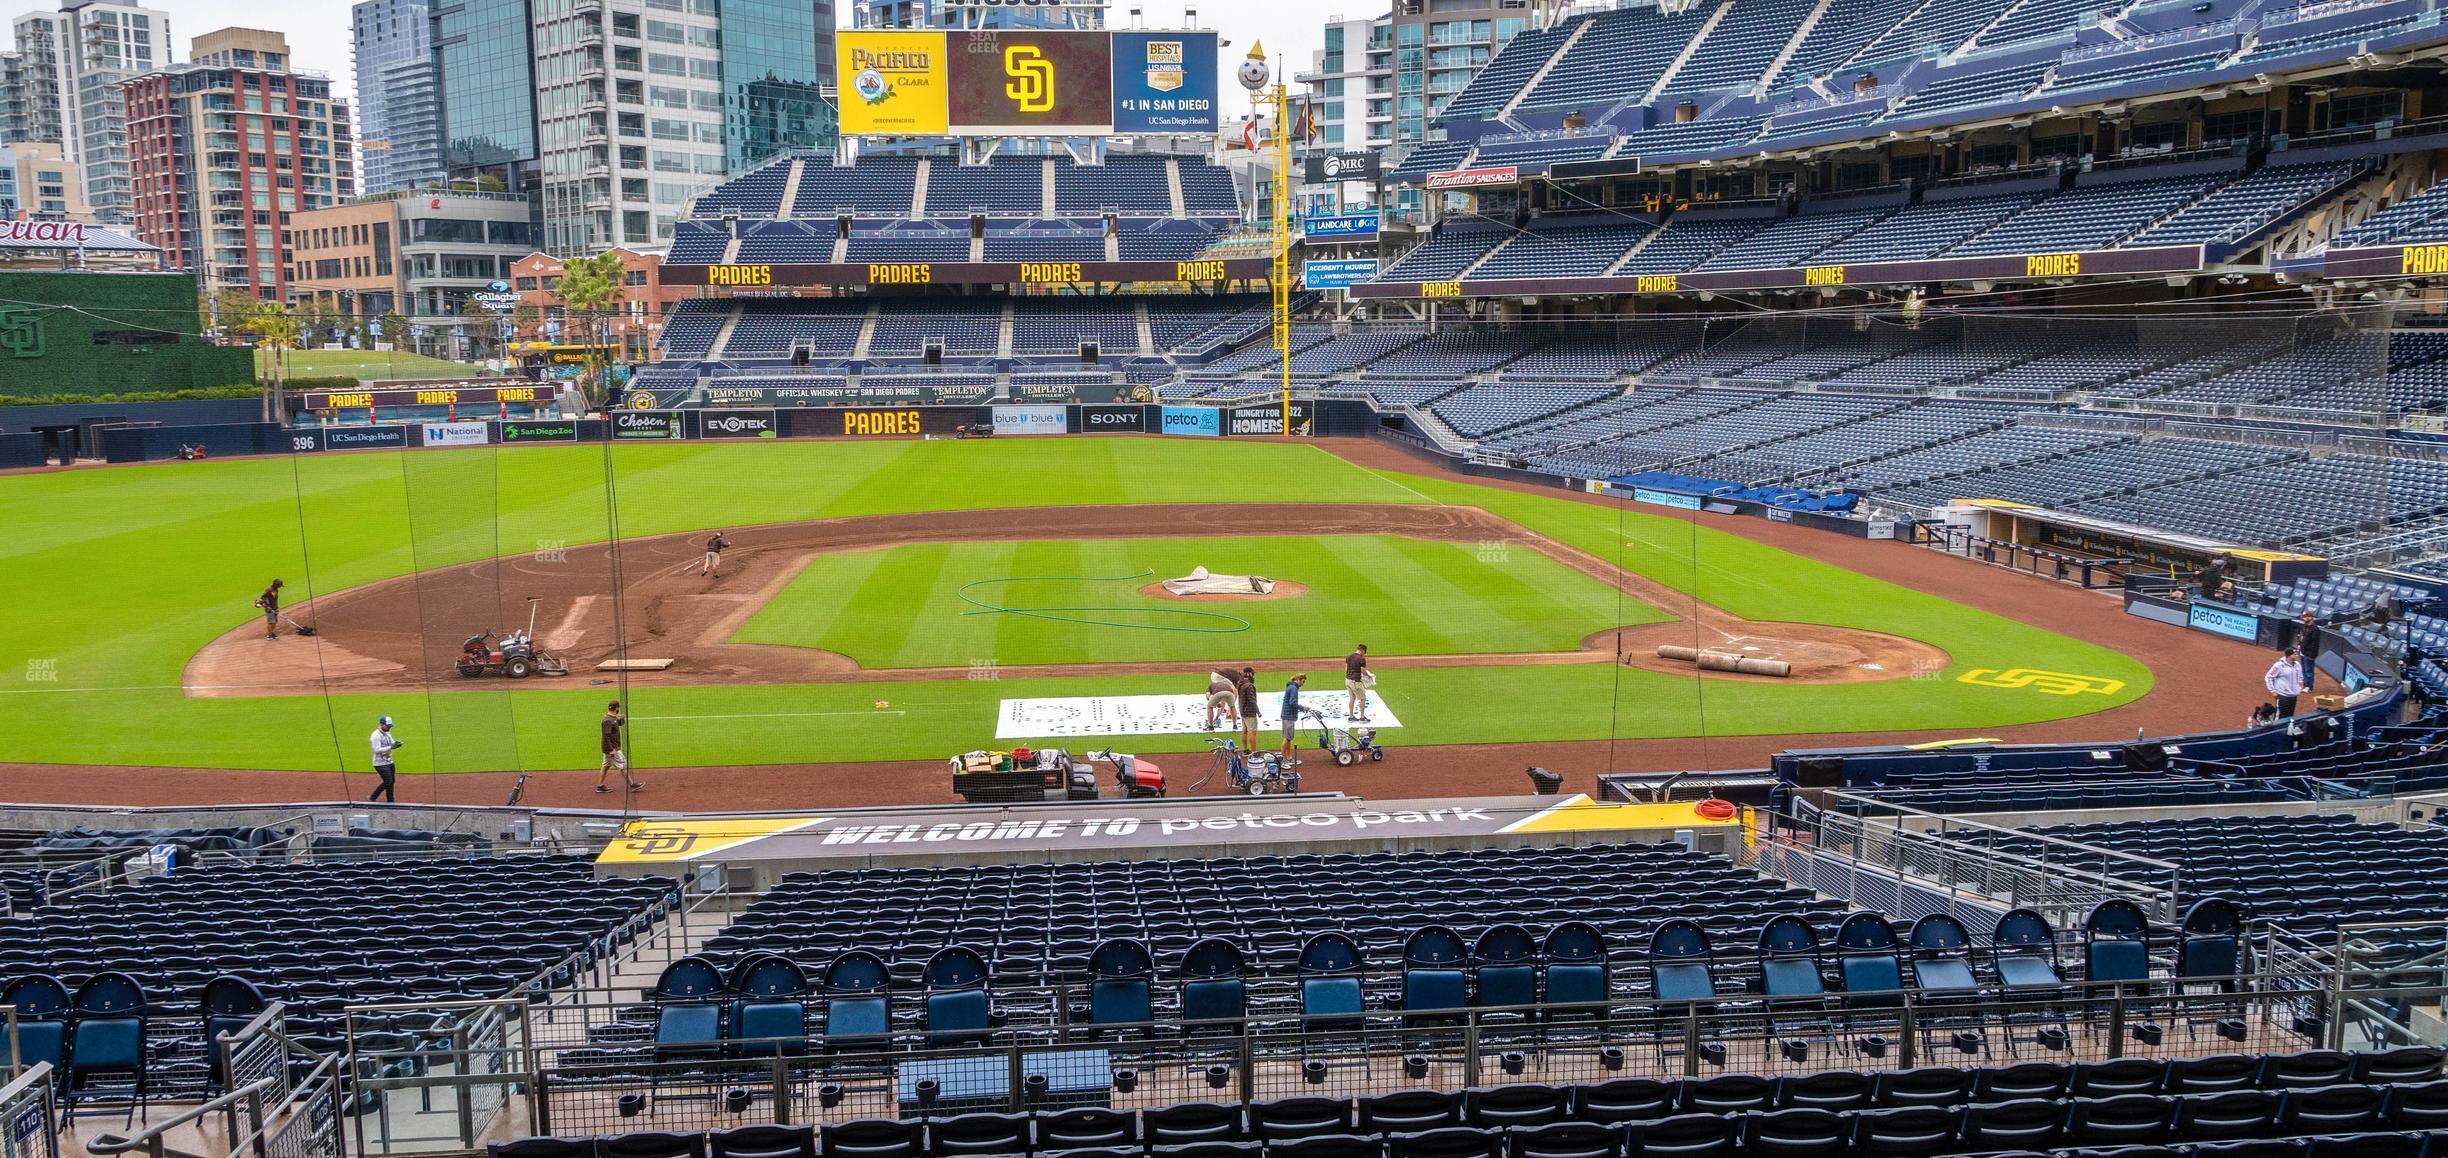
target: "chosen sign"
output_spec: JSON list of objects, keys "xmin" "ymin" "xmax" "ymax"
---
[{"xmin": 613, "ymin": 411, "xmax": 684, "ymax": 440}]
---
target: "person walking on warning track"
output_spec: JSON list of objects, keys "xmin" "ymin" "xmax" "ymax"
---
[
  {"xmin": 1344, "ymin": 644, "xmax": 1371, "ymax": 722},
  {"xmin": 1279, "ymin": 673, "xmax": 1309, "ymax": 763},
  {"xmin": 1237, "ymin": 667, "xmax": 1261, "ymax": 752},
  {"xmin": 699, "ymin": 530, "xmax": 731, "ymax": 578},
  {"xmin": 596, "ymin": 700, "xmax": 641, "ymax": 794},
  {"xmin": 256, "ymin": 579, "xmax": 284, "ymax": 640},
  {"xmin": 368, "ymin": 715, "xmax": 400, "ymax": 803},
  {"xmin": 2265, "ymin": 647, "xmax": 2309, "ymax": 719}
]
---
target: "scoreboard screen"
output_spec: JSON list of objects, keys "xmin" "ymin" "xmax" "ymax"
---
[{"xmin": 948, "ymin": 31, "xmax": 1115, "ymax": 134}]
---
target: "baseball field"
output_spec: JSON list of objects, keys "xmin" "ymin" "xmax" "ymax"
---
[{"xmin": 0, "ymin": 435, "xmax": 2262, "ymax": 805}]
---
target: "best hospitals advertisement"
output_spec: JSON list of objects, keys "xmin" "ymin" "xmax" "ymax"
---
[{"xmin": 1111, "ymin": 32, "xmax": 1218, "ymax": 133}]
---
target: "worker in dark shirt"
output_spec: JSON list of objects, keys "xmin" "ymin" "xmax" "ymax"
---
[
  {"xmin": 1343, "ymin": 644, "xmax": 1370, "ymax": 722},
  {"xmin": 595, "ymin": 700, "xmax": 642, "ymax": 794},
  {"xmin": 255, "ymin": 579, "xmax": 284, "ymax": 640}
]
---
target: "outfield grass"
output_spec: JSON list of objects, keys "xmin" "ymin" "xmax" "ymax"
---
[
  {"xmin": 264, "ymin": 348, "xmax": 489, "ymax": 381},
  {"xmin": 735, "ymin": 534, "xmax": 1664, "ymax": 668},
  {"xmin": 0, "ymin": 438, "xmax": 2151, "ymax": 774}
]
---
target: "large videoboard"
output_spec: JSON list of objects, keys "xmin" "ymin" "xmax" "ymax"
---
[{"xmin": 837, "ymin": 30, "xmax": 1218, "ymax": 136}]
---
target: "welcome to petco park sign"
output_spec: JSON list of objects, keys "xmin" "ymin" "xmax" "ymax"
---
[{"xmin": 593, "ymin": 793, "xmax": 1744, "ymax": 868}]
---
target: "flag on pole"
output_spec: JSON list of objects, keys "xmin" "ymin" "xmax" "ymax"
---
[
  {"xmin": 1241, "ymin": 110, "xmax": 1265, "ymax": 151},
  {"xmin": 1294, "ymin": 100, "xmax": 1318, "ymax": 144}
]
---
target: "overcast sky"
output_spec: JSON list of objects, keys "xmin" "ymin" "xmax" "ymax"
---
[{"xmin": 11, "ymin": 0, "xmax": 1328, "ymax": 108}]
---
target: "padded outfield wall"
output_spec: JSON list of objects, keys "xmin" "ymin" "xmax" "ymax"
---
[{"xmin": 0, "ymin": 271, "xmax": 253, "ymax": 399}]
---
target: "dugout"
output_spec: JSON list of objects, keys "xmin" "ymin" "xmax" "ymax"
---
[{"xmin": 1934, "ymin": 500, "xmax": 2327, "ymax": 586}]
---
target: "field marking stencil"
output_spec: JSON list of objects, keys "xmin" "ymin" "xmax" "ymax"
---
[{"xmin": 997, "ymin": 691, "xmax": 1399, "ymax": 739}]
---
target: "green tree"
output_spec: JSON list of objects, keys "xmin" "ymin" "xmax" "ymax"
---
[
  {"xmin": 199, "ymin": 288, "xmax": 259, "ymax": 341},
  {"xmin": 379, "ymin": 312, "xmax": 411, "ymax": 351},
  {"xmin": 552, "ymin": 250, "xmax": 628, "ymax": 407}
]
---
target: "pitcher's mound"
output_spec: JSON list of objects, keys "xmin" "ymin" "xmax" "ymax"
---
[{"xmin": 1139, "ymin": 579, "xmax": 1308, "ymax": 602}]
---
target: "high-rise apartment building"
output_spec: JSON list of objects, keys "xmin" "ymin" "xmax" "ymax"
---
[
  {"xmin": 353, "ymin": 0, "xmax": 445, "ymax": 194},
  {"xmin": 434, "ymin": 0, "xmax": 836, "ymax": 255},
  {"xmin": 4, "ymin": 1, "xmax": 175, "ymax": 223},
  {"xmin": 1298, "ymin": 0, "xmax": 1530, "ymax": 210},
  {"xmin": 124, "ymin": 28, "xmax": 356, "ymax": 299},
  {"xmin": 0, "ymin": 141, "xmax": 88, "ymax": 218}
]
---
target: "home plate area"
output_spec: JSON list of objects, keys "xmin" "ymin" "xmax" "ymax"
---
[{"xmin": 995, "ymin": 691, "xmax": 1400, "ymax": 739}]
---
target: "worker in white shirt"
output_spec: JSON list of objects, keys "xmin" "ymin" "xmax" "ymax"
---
[
  {"xmin": 369, "ymin": 715, "xmax": 402, "ymax": 803},
  {"xmin": 2264, "ymin": 648, "xmax": 2308, "ymax": 719}
]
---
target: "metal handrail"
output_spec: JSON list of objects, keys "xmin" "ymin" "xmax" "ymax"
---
[{"xmin": 85, "ymin": 1073, "xmax": 287, "ymax": 1157}]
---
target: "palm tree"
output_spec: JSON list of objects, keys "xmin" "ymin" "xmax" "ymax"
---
[
  {"xmin": 553, "ymin": 251, "xmax": 629, "ymax": 408},
  {"xmin": 241, "ymin": 301, "xmax": 303, "ymax": 421}
]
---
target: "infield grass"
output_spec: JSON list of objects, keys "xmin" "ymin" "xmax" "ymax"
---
[
  {"xmin": 734, "ymin": 534, "xmax": 1666, "ymax": 668},
  {"xmin": 0, "ymin": 437, "xmax": 2154, "ymax": 774}
]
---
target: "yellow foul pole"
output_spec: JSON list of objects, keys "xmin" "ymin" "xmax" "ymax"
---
[{"xmin": 1273, "ymin": 80, "xmax": 1293, "ymax": 437}]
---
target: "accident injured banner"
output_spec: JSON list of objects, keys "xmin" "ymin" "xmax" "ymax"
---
[{"xmin": 996, "ymin": 691, "xmax": 1400, "ymax": 740}]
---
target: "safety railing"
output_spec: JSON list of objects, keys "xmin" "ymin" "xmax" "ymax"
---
[
  {"xmin": 85, "ymin": 1000, "xmax": 344, "ymax": 1158},
  {"xmin": 1787, "ymin": 799, "xmax": 2184, "ymax": 925},
  {"xmin": 500, "ymin": 981, "xmax": 2342, "ymax": 1145},
  {"xmin": 0, "ymin": 1063, "xmax": 55, "ymax": 1158},
  {"xmin": 342, "ymin": 998, "xmax": 536, "ymax": 1155}
]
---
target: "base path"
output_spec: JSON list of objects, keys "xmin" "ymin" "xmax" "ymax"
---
[{"xmin": 184, "ymin": 501, "xmax": 1940, "ymax": 697}]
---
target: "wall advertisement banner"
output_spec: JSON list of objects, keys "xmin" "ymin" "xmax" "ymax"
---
[
  {"xmin": 992, "ymin": 404, "xmax": 1069, "ymax": 435},
  {"xmin": 1160, "ymin": 406, "xmax": 1219, "ymax": 436},
  {"xmin": 420, "ymin": 421, "xmax": 490, "ymax": 447}
]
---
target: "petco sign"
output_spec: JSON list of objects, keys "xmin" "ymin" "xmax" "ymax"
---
[
  {"xmin": 1160, "ymin": 406, "xmax": 1219, "ymax": 437},
  {"xmin": 992, "ymin": 404, "xmax": 1067, "ymax": 436},
  {"xmin": 1078, "ymin": 405, "xmax": 1144, "ymax": 432}
]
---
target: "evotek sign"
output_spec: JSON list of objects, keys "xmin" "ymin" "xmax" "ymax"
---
[
  {"xmin": 699, "ymin": 410, "xmax": 779, "ymax": 438},
  {"xmin": 1425, "ymin": 166, "xmax": 1518, "ymax": 190},
  {"xmin": 613, "ymin": 411, "xmax": 684, "ymax": 440}
]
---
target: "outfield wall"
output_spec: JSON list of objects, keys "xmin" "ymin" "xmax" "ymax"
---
[{"xmin": 39, "ymin": 399, "xmax": 1383, "ymax": 464}]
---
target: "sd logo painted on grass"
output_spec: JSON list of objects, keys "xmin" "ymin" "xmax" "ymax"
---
[
  {"xmin": 1956, "ymin": 668, "xmax": 2126, "ymax": 696},
  {"xmin": 599, "ymin": 815, "xmax": 832, "ymax": 863}
]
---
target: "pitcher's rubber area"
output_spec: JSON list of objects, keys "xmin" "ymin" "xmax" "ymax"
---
[{"xmin": 12, "ymin": 437, "xmax": 2284, "ymax": 808}]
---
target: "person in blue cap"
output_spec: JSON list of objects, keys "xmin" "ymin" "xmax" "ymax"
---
[{"xmin": 368, "ymin": 715, "xmax": 401, "ymax": 803}]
